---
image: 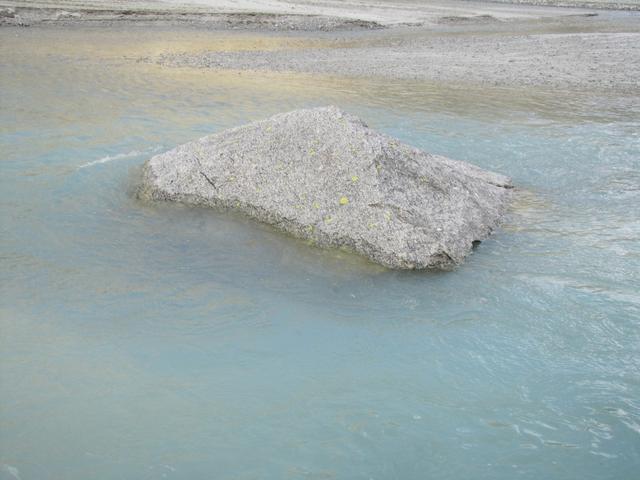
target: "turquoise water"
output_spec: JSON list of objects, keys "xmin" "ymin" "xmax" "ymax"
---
[{"xmin": 1, "ymin": 28, "xmax": 639, "ymax": 480}]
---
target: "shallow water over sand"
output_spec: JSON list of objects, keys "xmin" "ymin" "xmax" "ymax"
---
[{"xmin": 1, "ymin": 27, "xmax": 639, "ymax": 480}]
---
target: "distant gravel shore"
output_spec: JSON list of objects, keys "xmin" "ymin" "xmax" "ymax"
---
[
  {"xmin": 145, "ymin": 26, "xmax": 639, "ymax": 92},
  {"xmin": 3, "ymin": 0, "xmax": 638, "ymax": 92},
  {"xmin": 2, "ymin": 0, "xmax": 638, "ymax": 29},
  {"xmin": 461, "ymin": 0, "xmax": 639, "ymax": 10}
]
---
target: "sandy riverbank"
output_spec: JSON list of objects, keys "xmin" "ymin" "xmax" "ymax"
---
[
  {"xmin": 2, "ymin": 0, "xmax": 638, "ymax": 28},
  {"xmin": 2, "ymin": 1, "xmax": 639, "ymax": 92},
  {"xmin": 145, "ymin": 16, "xmax": 640, "ymax": 92}
]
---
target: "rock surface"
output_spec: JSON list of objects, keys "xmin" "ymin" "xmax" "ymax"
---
[{"xmin": 139, "ymin": 106, "xmax": 513, "ymax": 269}]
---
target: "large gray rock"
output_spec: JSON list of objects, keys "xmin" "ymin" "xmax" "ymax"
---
[{"xmin": 139, "ymin": 106, "xmax": 512, "ymax": 269}]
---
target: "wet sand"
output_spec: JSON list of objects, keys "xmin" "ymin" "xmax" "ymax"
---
[
  {"xmin": 2, "ymin": 0, "xmax": 639, "ymax": 92},
  {"xmin": 146, "ymin": 19, "xmax": 640, "ymax": 92}
]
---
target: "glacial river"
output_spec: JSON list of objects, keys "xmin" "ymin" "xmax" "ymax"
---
[{"xmin": 1, "ymin": 27, "xmax": 639, "ymax": 480}]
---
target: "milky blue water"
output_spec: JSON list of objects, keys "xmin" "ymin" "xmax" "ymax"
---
[{"xmin": 1, "ymin": 28, "xmax": 639, "ymax": 480}]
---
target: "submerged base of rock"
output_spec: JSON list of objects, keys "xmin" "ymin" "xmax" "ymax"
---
[{"xmin": 139, "ymin": 106, "xmax": 513, "ymax": 269}]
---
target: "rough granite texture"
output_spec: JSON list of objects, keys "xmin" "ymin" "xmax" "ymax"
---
[{"xmin": 139, "ymin": 106, "xmax": 513, "ymax": 269}]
